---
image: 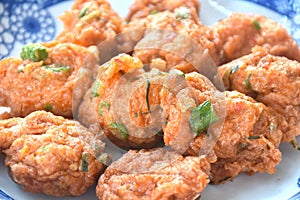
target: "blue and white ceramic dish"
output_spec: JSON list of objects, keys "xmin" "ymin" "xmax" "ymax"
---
[{"xmin": 0, "ymin": 0, "xmax": 299, "ymax": 200}]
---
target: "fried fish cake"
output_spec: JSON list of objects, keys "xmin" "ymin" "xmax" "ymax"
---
[
  {"xmin": 0, "ymin": 42, "xmax": 98, "ymax": 118},
  {"xmin": 218, "ymin": 47, "xmax": 299, "ymax": 142},
  {"xmin": 1, "ymin": 111, "xmax": 108, "ymax": 197},
  {"xmin": 96, "ymin": 148, "xmax": 210, "ymax": 200},
  {"xmin": 160, "ymin": 72, "xmax": 283, "ymax": 184},
  {"xmin": 85, "ymin": 53, "xmax": 164, "ymax": 149},
  {"xmin": 126, "ymin": 0, "xmax": 200, "ymax": 23},
  {"xmin": 200, "ymin": 91, "xmax": 282, "ymax": 184},
  {"xmin": 121, "ymin": 11, "xmax": 221, "ymax": 72},
  {"xmin": 212, "ymin": 13, "xmax": 300, "ymax": 64},
  {"xmin": 56, "ymin": 0, "xmax": 123, "ymax": 47}
]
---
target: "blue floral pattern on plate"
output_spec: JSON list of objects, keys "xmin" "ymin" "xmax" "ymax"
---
[
  {"xmin": 0, "ymin": 189, "xmax": 13, "ymax": 200},
  {"xmin": 0, "ymin": 0, "xmax": 68, "ymax": 59}
]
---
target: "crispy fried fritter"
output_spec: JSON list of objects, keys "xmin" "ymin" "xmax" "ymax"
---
[
  {"xmin": 80, "ymin": 54, "xmax": 164, "ymax": 149},
  {"xmin": 0, "ymin": 42, "xmax": 98, "ymax": 118},
  {"xmin": 1, "ymin": 111, "xmax": 107, "ymax": 197},
  {"xmin": 160, "ymin": 72, "xmax": 283, "ymax": 184},
  {"xmin": 121, "ymin": 11, "xmax": 221, "ymax": 72},
  {"xmin": 96, "ymin": 148, "xmax": 210, "ymax": 200},
  {"xmin": 207, "ymin": 91, "xmax": 282, "ymax": 184},
  {"xmin": 218, "ymin": 47, "xmax": 299, "ymax": 142},
  {"xmin": 212, "ymin": 13, "xmax": 300, "ymax": 64},
  {"xmin": 126, "ymin": 0, "xmax": 200, "ymax": 23},
  {"xmin": 56, "ymin": 0, "xmax": 123, "ymax": 47}
]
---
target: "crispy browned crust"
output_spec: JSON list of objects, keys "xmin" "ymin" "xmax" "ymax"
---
[
  {"xmin": 0, "ymin": 42, "xmax": 98, "ymax": 118},
  {"xmin": 218, "ymin": 47, "xmax": 299, "ymax": 142},
  {"xmin": 161, "ymin": 71, "xmax": 283, "ymax": 184},
  {"xmin": 121, "ymin": 11, "xmax": 221, "ymax": 72},
  {"xmin": 212, "ymin": 13, "xmax": 300, "ymax": 64},
  {"xmin": 126, "ymin": 0, "xmax": 200, "ymax": 23},
  {"xmin": 90, "ymin": 54, "xmax": 164, "ymax": 150},
  {"xmin": 2, "ymin": 111, "xmax": 106, "ymax": 196},
  {"xmin": 96, "ymin": 148, "xmax": 210, "ymax": 200},
  {"xmin": 57, "ymin": 0, "xmax": 123, "ymax": 47}
]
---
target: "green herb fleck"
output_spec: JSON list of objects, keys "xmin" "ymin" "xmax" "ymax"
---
[
  {"xmin": 230, "ymin": 65, "xmax": 240, "ymax": 74},
  {"xmin": 245, "ymin": 74, "xmax": 252, "ymax": 89},
  {"xmin": 45, "ymin": 65, "xmax": 71, "ymax": 73},
  {"xmin": 150, "ymin": 10, "xmax": 159, "ymax": 15},
  {"xmin": 82, "ymin": 152, "xmax": 89, "ymax": 172},
  {"xmin": 20, "ymin": 44, "xmax": 48, "ymax": 62},
  {"xmin": 44, "ymin": 104, "xmax": 53, "ymax": 111},
  {"xmin": 175, "ymin": 7, "xmax": 190, "ymax": 20},
  {"xmin": 248, "ymin": 135, "xmax": 260, "ymax": 140},
  {"xmin": 134, "ymin": 112, "xmax": 139, "ymax": 118},
  {"xmin": 98, "ymin": 101, "xmax": 110, "ymax": 116},
  {"xmin": 79, "ymin": 7, "xmax": 89, "ymax": 18},
  {"xmin": 146, "ymin": 80, "xmax": 151, "ymax": 113},
  {"xmin": 253, "ymin": 19, "xmax": 262, "ymax": 31},
  {"xmin": 189, "ymin": 100, "xmax": 218, "ymax": 134},
  {"xmin": 109, "ymin": 122, "xmax": 128, "ymax": 140},
  {"xmin": 41, "ymin": 146, "xmax": 47, "ymax": 152},
  {"xmin": 91, "ymin": 80, "xmax": 101, "ymax": 98}
]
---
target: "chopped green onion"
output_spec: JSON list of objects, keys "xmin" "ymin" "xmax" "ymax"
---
[
  {"xmin": 230, "ymin": 65, "xmax": 240, "ymax": 74},
  {"xmin": 253, "ymin": 19, "xmax": 262, "ymax": 31},
  {"xmin": 79, "ymin": 7, "xmax": 89, "ymax": 18},
  {"xmin": 175, "ymin": 7, "xmax": 190, "ymax": 20},
  {"xmin": 248, "ymin": 135, "xmax": 260, "ymax": 140},
  {"xmin": 82, "ymin": 152, "xmax": 89, "ymax": 172},
  {"xmin": 44, "ymin": 104, "xmax": 53, "ymax": 111},
  {"xmin": 189, "ymin": 100, "xmax": 218, "ymax": 134},
  {"xmin": 223, "ymin": 65, "xmax": 239, "ymax": 90},
  {"xmin": 150, "ymin": 10, "xmax": 159, "ymax": 15},
  {"xmin": 109, "ymin": 122, "xmax": 128, "ymax": 140},
  {"xmin": 44, "ymin": 65, "xmax": 71, "ymax": 73},
  {"xmin": 98, "ymin": 101, "xmax": 110, "ymax": 116},
  {"xmin": 245, "ymin": 74, "xmax": 252, "ymax": 89},
  {"xmin": 91, "ymin": 80, "xmax": 101, "ymax": 98},
  {"xmin": 41, "ymin": 146, "xmax": 47, "ymax": 152},
  {"xmin": 146, "ymin": 80, "xmax": 151, "ymax": 113},
  {"xmin": 20, "ymin": 44, "xmax": 48, "ymax": 62}
]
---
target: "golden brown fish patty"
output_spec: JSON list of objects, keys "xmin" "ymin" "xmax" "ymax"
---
[
  {"xmin": 126, "ymin": 0, "xmax": 200, "ymax": 23},
  {"xmin": 218, "ymin": 47, "xmax": 299, "ymax": 142},
  {"xmin": 2, "ymin": 111, "xmax": 107, "ymax": 197},
  {"xmin": 57, "ymin": 0, "xmax": 123, "ymax": 47},
  {"xmin": 212, "ymin": 13, "xmax": 300, "ymax": 64},
  {"xmin": 96, "ymin": 148, "xmax": 210, "ymax": 200},
  {"xmin": 0, "ymin": 41, "xmax": 98, "ymax": 118}
]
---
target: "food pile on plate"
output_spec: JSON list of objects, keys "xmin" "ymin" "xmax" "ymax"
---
[{"xmin": 0, "ymin": 0, "xmax": 299, "ymax": 199}]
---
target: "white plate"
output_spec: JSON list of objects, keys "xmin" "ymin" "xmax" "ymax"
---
[{"xmin": 0, "ymin": 0, "xmax": 299, "ymax": 199}]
